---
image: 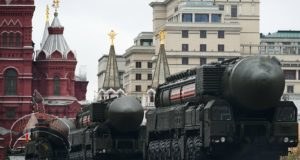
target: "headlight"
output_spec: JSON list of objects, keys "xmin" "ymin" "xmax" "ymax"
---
[
  {"xmin": 220, "ymin": 137, "xmax": 226, "ymax": 143},
  {"xmin": 283, "ymin": 137, "xmax": 289, "ymax": 143}
]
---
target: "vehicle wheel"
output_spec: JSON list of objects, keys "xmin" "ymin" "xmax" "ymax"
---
[
  {"xmin": 165, "ymin": 139, "xmax": 171, "ymax": 160},
  {"xmin": 171, "ymin": 139, "xmax": 181, "ymax": 160},
  {"xmin": 148, "ymin": 141, "xmax": 155, "ymax": 160},
  {"xmin": 186, "ymin": 137, "xmax": 194, "ymax": 160},
  {"xmin": 193, "ymin": 136, "xmax": 205, "ymax": 159}
]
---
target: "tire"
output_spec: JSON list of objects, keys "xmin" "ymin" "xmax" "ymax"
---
[
  {"xmin": 171, "ymin": 140, "xmax": 181, "ymax": 160},
  {"xmin": 186, "ymin": 137, "xmax": 194, "ymax": 160},
  {"xmin": 193, "ymin": 136, "xmax": 205, "ymax": 159}
]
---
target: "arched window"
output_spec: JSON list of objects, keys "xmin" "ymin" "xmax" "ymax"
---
[
  {"xmin": 4, "ymin": 69, "xmax": 18, "ymax": 95},
  {"xmin": 149, "ymin": 92, "xmax": 154, "ymax": 102},
  {"xmin": 16, "ymin": 33, "xmax": 21, "ymax": 47},
  {"xmin": 8, "ymin": 32, "xmax": 14, "ymax": 47},
  {"xmin": 54, "ymin": 76, "xmax": 60, "ymax": 96},
  {"xmin": 118, "ymin": 92, "xmax": 123, "ymax": 97},
  {"xmin": 1, "ymin": 32, "xmax": 8, "ymax": 47},
  {"xmin": 108, "ymin": 92, "xmax": 113, "ymax": 99}
]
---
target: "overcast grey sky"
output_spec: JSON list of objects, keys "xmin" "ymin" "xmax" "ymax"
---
[{"xmin": 32, "ymin": 0, "xmax": 300, "ymax": 100}]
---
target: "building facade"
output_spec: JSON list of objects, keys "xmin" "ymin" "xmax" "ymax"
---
[
  {"xmin": 0, "ymin": 1, "xmax": 88, "ymax": 158},
  {"xmin": 150, "ymin": 0, "xmax": 260, "ymax": 74},
  {"xmin": 123, "ymin": 32, "xmax": 155, "ymax": 101},
  {"xmin": 0, "ymin": 1, "xmax": 35, "ymax": 158},
  {"xmin": 260, "ymin": 30, "xmax": 300, "ymax": 100}
]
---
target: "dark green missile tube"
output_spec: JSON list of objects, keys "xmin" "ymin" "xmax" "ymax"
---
[
  {"xmin": 224, "ymin": 56, "xmax": 285, "ymax": 110},
  {"xmin": 108, "ymin": 96, "xmax": 144, "ymax": 132}
]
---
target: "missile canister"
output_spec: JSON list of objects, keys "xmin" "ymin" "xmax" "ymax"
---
[
  {"xmin": 108, "ymin": 96, "xmax": 144, "ymax": 132},
  {"xmin": 224, "ymin": 56, "xmax": 285, "ymax": 110}
]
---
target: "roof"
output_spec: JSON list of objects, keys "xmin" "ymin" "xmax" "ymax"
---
[
  {"xmin": 51, "ymin": 14, "xmax": 63, "ymax": 27},
  {"xmin": 263, "ymin": 30, "xmax": 300, "ymax": 39},
  {"xmin": 37, "ymin": 13, "xmax": 74, "ymax": 60},
  {"xmin": 40, "ymin": 21, "xmax": 49, "ymax": 48},
  {"xmin": 41, "ymin": 33, "xmax": 71, "ymax": 58},
  {"xmin": 149, "ymin": 0, "xmax": 172, "ymax": 6}
]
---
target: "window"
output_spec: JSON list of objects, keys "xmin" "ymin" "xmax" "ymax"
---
[
  {"xmin": 182, "ymin": 57, "xmax": 189, "ymax": 65},
  {"xmin": 182, "ymin": 13, "xmax": 193, "ymax": 22},
  {"xmin": 219, "ymin": 5, "xmax": 224, "ymax": 11},
  {"xmin": 218, "ymin": 44, "xmax": 224, "ymax": 52},
  {"xmin": 200, "ymin": 30, "xmax": 207, "ymax": 38},
  {"xmin": 6, "ymin": 108, "xmax": 16, "ymax": 119},
  {"xmin": 136, "ymin": 61, "xmax": 142, "ymax": 68},
  {"xmin": 136, "ymin": 74, "xmax": 142, "ymax": 80},
  {"xmin": 118, "ymin": 92, "xmax": 123, "ymax": 97},
  {"xmin": 287, "ymin": 86, "xmax": 294, "ymax": 93},
  {"xmin": 182, "ymin": 30, "xmax": 189, "ymax": 38},
  {"xmin": 141, "ymin": 39, "xmax": 153, "ymax": 46},
  {"xmin": 200, "ymin": 58, "xmax": 207, "ymax": 65},
  {"xmin": 231, "ymin": 5, "xmax": 237, "ymax": 17},
  {"xmin": 212, "ymin": 14, "xmax": 221, "ymax": 22},
  {"xmin": 195, "ymin": 14, "xmax": 209, "ymax": 22},
  {"xmin": 54, "ymin": 76, "xmax": 60, "ymax": 95},
  {"xmin": 4, "ymin": 69, "xmax": 17, "ymax": 95},
  {"xmin": 136, "ymin": 85, "xmax": 142, "ymax": 92},
  {"xmin": 16, "ymin": 33, "xmax": 21, "ymax": 47},
  {"xmin": 1, "ymin": 32, "xmax": 8, "ymax": 47},
  {"xmin": 147, "ymin": 62, "xmax": 152, "ymax": 68},
  {"xmin": 148, "ymin": 74, "xmax": 152, "ymax": 80},
  {"xmin": 174, "ymin": 6, "xmax": 178, "ymax": 12},
  {"xmin": 182, "ymin": 44, "xmax": 189, "ymax": 51},
  {"xmin": 119, "ymin": 72, "xmax": 124, "ymax": 82},
  {"xmin": 218, "ymin": 58, "xmax": 225, "ymax": 62},
  {"xmin": 126, "ymin": 59, "xmax": 130, "ymax": 66},
  {"xmin": 200, "ymin": 44, "xmax": 207, "ymax": 52},
  {"xmin": 149, "ymin": 92, "xmax": 154, "ymax": 102},
  {"xmin": 8, "ymin": 32, "xmax": 14, "ymax": 47},
  {"xmin": 284, "ymin": 70, "xmax": 296, "ymax": 80},
  {"xmin": 211, "ymin": 106, "xmax": 232, "ymax": 121},
  {"xmin": 218, "ymin": 31, "xmax": 225, "ymax": 38}
]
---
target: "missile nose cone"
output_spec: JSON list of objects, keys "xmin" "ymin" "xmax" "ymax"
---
[
  {"xmin": 108, "ymin": 96, "xmax": 144, "ymax": 132},
  {"xmin": 228, "ymin": 56, "xmax": 285, "ymax": 110}
]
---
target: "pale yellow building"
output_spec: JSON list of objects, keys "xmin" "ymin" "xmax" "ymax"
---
[
  {"xmin": 260, "ymin": 31, "xmax": 300, "ymax": 100},
  {"xmin": 150, "ymin": 0, "xmax": 260, "ymax": 74},
  {"xmin": 123, "ymin": 32, "xmax": 155, "ymax": 101}
]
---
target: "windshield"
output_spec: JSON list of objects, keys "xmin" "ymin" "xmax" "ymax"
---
[
  {"xmin": 211, "ymin": 106, "xmax": 232, "ymax": 121},
  {"xmin": 276, "ymin": 107, "xmax": 296, "ymax": 122}
]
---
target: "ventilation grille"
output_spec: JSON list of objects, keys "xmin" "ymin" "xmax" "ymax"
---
[{"xmin": 197, "ymin": 65, "xmax": 225, "ymax": 95}]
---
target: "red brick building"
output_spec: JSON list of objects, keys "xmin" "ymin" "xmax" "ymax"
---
[{"xmin": 0, "ymin": 0, "xmax": 88, "ymax": 158}]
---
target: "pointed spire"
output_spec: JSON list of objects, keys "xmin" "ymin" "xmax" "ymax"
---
[
  {"xmin": 103, "ymin": 30, "xmax": 121, "ymax": 90},
  {"xmin": 152, "ymin": 30, "xmax": 170, "ymax": 88},
  {"xmin": 46, "ymin": 5, "xmax": 50, "ymax": 22},
  {"xmin": 40, "ymin": 5, "xmax": 50, "ymax": 48},
  {"xmin": 37, "ymin": 1, "xmax": 72, "ymax": 60},
  {"xmin": 52, "ymin": 0, "xmax": 60, "ymax": 16}
]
